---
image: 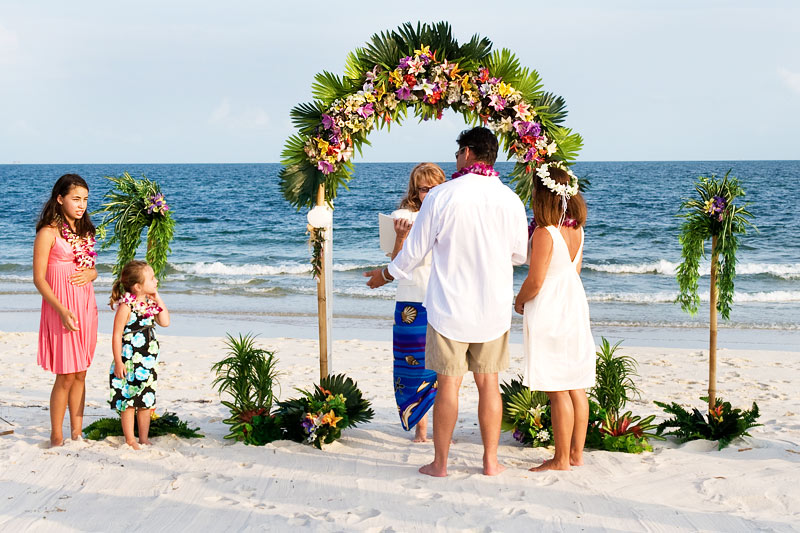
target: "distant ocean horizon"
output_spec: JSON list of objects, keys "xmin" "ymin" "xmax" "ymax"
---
[{"xmin": 2, "ymin": 161, "xmax": 798, "ymax": 349}]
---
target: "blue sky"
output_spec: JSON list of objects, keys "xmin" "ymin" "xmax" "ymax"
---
[{"xmin": 1, "ymin": 1, "xmax": 798, "ymax": 163}]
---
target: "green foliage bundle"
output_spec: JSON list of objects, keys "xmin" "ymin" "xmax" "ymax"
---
[
  {"xmin": 211, "ymin": 334, "xmax": 281, "ymax": 444},
  {"xmin": 655, "ymin": 398, "xmax": 761, "ymax": 450},
  {"xmin": 589, "ymin": 338, "xmax": 641, "ymax": 418},
  {"xmin": 676, "ymin": 171, "xmax": 755, "ymax": 319},
  {"xmin": 83, "ymin": 411, "xmax": 203, "ymax": 440},
  {"xmin": 276, "ymin": 374, "xmax": 374, "ymax": 449},
  {"xmin": 94, "ymin": 171, "xmax": 175, "ymax": 278},
  {"xmin": 500, "ymin": 377, "xmax": 552, "ymax": 447},
  {"xmin": 585, "ymin": 338, "xmax": 662, "ymax": 453},
  {"xmin": 279, "ymin": 21, "xmax": 583, "ymax": 210}
]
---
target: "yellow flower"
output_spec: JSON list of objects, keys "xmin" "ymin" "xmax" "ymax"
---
[
  {"xmin": 321, "ymin": 410, "xmax": 343, "ymax": 427},
  {"xmin": 316, "ymin": 138, "xmax": 330, "ymax": 153},
  {"xmin": 461, "ymin": 75, "xmax": 473, "ymax": 92},
  {"xmin": 414, "ymin": 45, "xmax": 431, "ymax": 57},
  {"xmin": 150, "ymin": 411, "xmax": 160, "ymax": 421},
  {"xmin": 376, "ymin": 83, "xmax": 386, "ymax": 100},
  {"xmin": 497, "ymin": 82, "xmax": 514, "ymax": 98},
  {"xmin": 389, "ymin": 69, "xmax": 403, "ymax": 86}
]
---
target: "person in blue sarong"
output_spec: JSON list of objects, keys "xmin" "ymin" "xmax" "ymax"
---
[{"xmin": 388, "ymin": 163, "xmax": 445, "ymax": 441}]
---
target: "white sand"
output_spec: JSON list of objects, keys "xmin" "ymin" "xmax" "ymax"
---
[{"xmin": 1, "ymin": 330, "xmax": 799, "ymax": 532}]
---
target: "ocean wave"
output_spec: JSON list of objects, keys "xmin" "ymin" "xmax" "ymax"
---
[
  {"xmin": 585, "ymin": 261, "xmax": 800, "ymax": 279},
  {"xmin": 588, "ymin": 290, "xmax": 800, "ymax": 304},
  {"xmin": 170, "ymin": 261, "xmax": 381, "ymax": 277}
]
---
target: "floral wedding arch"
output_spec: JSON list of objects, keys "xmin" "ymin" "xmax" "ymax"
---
[{"xmin": 279, "ymin": 22, "xmax": 583, "ymax": 377}]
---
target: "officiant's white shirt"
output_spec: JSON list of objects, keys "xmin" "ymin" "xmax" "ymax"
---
[{"xmin": 388, "ymin": 173, "xmax": 528, "ymax": 343}]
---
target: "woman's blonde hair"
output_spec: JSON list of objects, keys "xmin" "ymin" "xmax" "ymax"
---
[
  {"xmin": 109, "ymin": 260, "xmax": 150, "ymax": 308},
  {"xmin": 532, "ymin": 166, "xmax": 587, "ymax": 227},
  {"xmin": 399, "ymin": 163, "xmax": 446, "ymax": 212}
]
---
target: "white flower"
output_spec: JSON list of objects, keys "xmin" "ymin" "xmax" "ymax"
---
[
  {"xmin": 547, "ymin": 141, "xmax": 558, "ymax": 156},
  {"xmin": 536, "ymin": 429, "xmax": 550, "ymax": 442}
]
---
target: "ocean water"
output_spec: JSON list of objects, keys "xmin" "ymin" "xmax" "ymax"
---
[{"xmin": 1, "ymin": 161, "xmax": 798, "ymax": 348}]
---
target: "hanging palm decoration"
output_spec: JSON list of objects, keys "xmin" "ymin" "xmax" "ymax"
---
[
  {"xmin": 676, "ymin": 170, "xmax": 755, "ymax": 408},
  {"xmin": 95, "ymin": 171, "xmax": 175, "ymax": 278}
]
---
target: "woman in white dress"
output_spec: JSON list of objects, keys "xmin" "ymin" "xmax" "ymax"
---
[{"xmin": 514, "ymin": 162, "xmax": 595, "ymax": 472}]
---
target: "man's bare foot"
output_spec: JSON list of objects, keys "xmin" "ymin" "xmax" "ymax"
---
[
  {"xmin": 125, "ymin": 440, "xmax": 141, "ymax": 450},
  {"xmin": 49, "ymin": 436, "xmax": 64, "ymax": 448},
  {"xmin": 529, "ymin": 458, "xmax": 570, "ymax": 472},
  {"xmin": 139, "ymin": 438, "xmax": 152, "ymax": 446},
  {"xmin": 570, "ymin": 456, "xmax": 583, "ymax": 466},
  {"xmin": 483, "ymin": 461, "xmax": 506, "ymax": 476},
  {"xmin": 412, "ymin": 431, "xmax": 428, "ymax": 443},
  {"xmin": 419, "ymin": 462, "xmax": 447, "ymax": 477}
]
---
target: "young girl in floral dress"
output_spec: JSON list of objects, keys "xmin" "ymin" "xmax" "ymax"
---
[
  {"xmin": 108, "ymin": 260, "xmax": 170, "ymax": 449},
  {"xmin": 34, "ymin": 174, "xmax": 98, "ymax": 447}
]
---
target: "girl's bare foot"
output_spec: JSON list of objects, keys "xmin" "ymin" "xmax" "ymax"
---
[
  {"xmin": 419, "ymin": 462, "xmax": 447, "ymax": 477},
  {"xmin": 49, "ymin": 436, "xmax": 64, "ymax": 448},
  {"xmin": 71, "ymin": 431, "xmax": 83, "ymax": 441},
  {"xmin": 412, "ymin": 430, "xmax": 428, "ymax": 443},
  {"xmin": 125, "ymin": 440, "xmax": 141, "ymax": 450},
  {"xmin": 530, "ymin": 458, "xmax": 570, "ymax": 472},
  {"xmin": 570, "ymin": 456, "xmax": 584, "ymax": 466},
  {"xmin": 139, "ymin": 438, "xmax": 152, "ymax": 446}
]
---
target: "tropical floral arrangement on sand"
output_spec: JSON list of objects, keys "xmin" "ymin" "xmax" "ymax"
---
[
  {"xmin": 94, "ymin": 171, "xmax": 175, "ymax": 278},
  {"xmin": 82, "ymin": 411, "xmax": 203, "ymax": 441},
  {"xmin": 502, "ymin": 338, "xmax": 662, "ymax": 454},
  {"xmin": 586, "ymin": 338, "xmax": 663, "ymax": 453},
  {"xmin": 279, "ymin": 21, "xmax": 583, "ymax": 210},
  {"xmin": 212, "ymin": 334, "xmax": 373, "ymax": 448},
  {"xmin": 655, "ymin": 398, "xmax": 761, "ymax": 450}
]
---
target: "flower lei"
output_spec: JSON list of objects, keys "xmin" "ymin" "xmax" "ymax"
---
[
  {"xmin": 61, "ymin": 223, "xmax": 97, "ymax": 269},
  {"xmin": 451, "ymin": 162, "xmax": 499, "ymax": 180},
  {"xmin": 119, "ymin": 292, "xmax": 162, "ymax": 318}
]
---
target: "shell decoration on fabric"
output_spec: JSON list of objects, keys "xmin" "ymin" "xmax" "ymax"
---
[
  {"xmin": 405, "ymin": 355, "xmax": 420, "ymax": 366},
  {"xmin": 401, "ymin": 306, "xmax": 417, "ymax": 324}
]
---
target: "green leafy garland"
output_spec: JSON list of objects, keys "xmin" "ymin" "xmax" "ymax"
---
[
  {"xmin": 279, "ymin": 21, "xmax": 583, "ymax": 210},
  {"xmin": 309, "ymin": 226, "xmax": 325, "ymax": 279},
  {"xmin": 94, "ymin": 171, "xmax": 175, "ymax": 278},
  {"xmin": 676, "ymin": 171, "xmax": 755, "ymax": 319}
]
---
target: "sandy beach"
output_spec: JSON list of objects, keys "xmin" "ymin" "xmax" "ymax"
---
[{"xmin": 1, "ymin": 330, "xmax": 799, "ymax": 532}]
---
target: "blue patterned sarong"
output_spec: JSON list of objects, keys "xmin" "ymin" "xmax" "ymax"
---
[{"xmin": 393, "ymin": 301, "xmax": 438, "ymax": 430}]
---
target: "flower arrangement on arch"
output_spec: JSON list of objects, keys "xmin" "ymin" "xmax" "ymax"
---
[{"xmin": 280, "ymin": 21, "xmax": 584, "ymax": 210}]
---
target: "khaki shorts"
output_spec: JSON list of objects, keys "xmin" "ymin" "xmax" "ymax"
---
[{"xmin": 425, "ymin": 326, "xmax": 509, "ymax": 376}]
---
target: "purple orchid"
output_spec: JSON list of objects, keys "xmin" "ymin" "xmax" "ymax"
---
[
  {"xmin": 514, "ymin": 120, "xmax": 541, "ymax": 138},
  {"xmin": 321, "ymin": 114, "xmax": 334, "ymax": 130},
  {"xmin": 356, "ymin": 103, "xmax": 374, "ymax": 119},
  {"xmin": 398, "ymin": 56, "xmax": 412, "ymax": 69},
  {"xmin": 146, "ymin": 193, "xmax": 169, "ymax": 215},
  {"xmin": 513, "ymin": 429, "xmax": 524, "ymax": 442},
  {"xmin": 317, "ymin": 160, "xmax": 334, "ymax": 174},
  {"xmin": 395, "ymin": 85, "xmax": 412, "ymax": 100}
]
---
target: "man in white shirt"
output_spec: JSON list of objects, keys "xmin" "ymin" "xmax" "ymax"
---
[{"xmin": 366, "ymin": 127, "xmax": 529, "ymax": 476}]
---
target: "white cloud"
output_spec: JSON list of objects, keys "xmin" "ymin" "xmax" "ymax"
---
[
  {"xmin": 209, "ymin": 98, "xmax": 270, "ymax": 129},
  {"xmin": 778, "ymin": 67, "xmax": 800, "ymax": 95}
]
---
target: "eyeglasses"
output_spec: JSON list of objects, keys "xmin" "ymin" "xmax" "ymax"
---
[
  {"xmin": 454, "ymin": 146, "xmax": 470, "ymax": 158},
  {"xmin": 418, "ymin": 186, "xmax": 435, "ymax": 193}
]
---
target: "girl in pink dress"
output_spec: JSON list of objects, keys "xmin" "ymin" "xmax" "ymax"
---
[{"xmin": 33, "ymin": 174, "xmax": 98, "ymax": 447}]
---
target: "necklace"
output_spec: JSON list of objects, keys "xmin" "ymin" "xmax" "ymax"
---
[
  {"xmin": 451, "ymin": 162, "xmax": 499, "ymax": 180},
  {"xmin": 61, "ymin": 223, "xmax": 97, "ymax": 269},
  {"xmin": 119, "ymin": 292, "xmax": 162, "ymax": 318}
]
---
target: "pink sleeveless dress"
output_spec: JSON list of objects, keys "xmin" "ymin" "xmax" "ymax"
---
[{"xmin": 38, "ymin": 234, "xmax": 98, "ymax": 374}]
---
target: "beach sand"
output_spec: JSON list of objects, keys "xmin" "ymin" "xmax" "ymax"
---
[{"xmin": 1, "ymin": 330, "xmax": 799, "ymax": 532}]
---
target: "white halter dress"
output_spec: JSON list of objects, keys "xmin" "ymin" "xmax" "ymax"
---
[{"xmin": 522, "ymin": 226, "xmax": 595, "ymax": 392}]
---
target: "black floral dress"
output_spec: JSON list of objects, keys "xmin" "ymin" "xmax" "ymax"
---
[{"xmin": 108, "ymin": 309, "xmax": 159, "ymax": 412}]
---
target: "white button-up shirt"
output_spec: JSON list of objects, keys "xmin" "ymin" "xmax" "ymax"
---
[{"xmin": 387, "ymin": 173, "xmax": 529, "ymax": 343}]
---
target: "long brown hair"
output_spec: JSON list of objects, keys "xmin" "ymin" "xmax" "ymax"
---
[
  {"xmin": 109, "ymin": 260, "xmax": 150, "ymax": 308},
  {"xmin": 532, "ymin": 166, "xmax": 587, "ymax": 227},
  {"xmin": 398, "ymin": 163, "xmax": 446, "ymax": 212},
  {"xmin": 36, "ymin": 174, "xmax": 96, "ymax": 237}
]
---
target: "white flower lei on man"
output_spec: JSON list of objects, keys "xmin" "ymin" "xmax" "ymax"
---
[{"xmin": 536, "ymin": 162, "xmax": 580, "ymax": 226}]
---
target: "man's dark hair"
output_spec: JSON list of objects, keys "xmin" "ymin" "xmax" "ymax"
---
[{"xmin": 456, "ymin": 127, "xmax": 498, "ymax": 165}]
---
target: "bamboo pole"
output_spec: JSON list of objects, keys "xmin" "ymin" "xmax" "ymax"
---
[
  {"xmin": 708, "ymin": 235, "xmax": 719, "ymax": 410},
  {"xmin": 316, "ymin": 185, "xmax": 331, "ymax": 380}
]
